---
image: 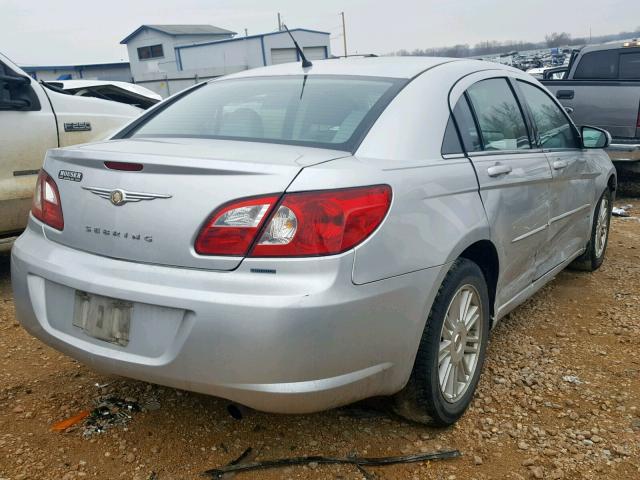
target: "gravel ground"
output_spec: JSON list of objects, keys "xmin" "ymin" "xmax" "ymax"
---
[{"xmin": 1, "ymin": 200, "xmax": 639, "ymax": 480}]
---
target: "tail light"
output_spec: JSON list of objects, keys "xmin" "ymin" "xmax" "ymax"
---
[
  {"xmin": 194, "ymin": 185, "xmax": 391, "ymax": 257},
  {"xmin": 195, "ymin": 195, "xmax": 279, "ymax": 255},
  {"xmin": 31, "ymin": 170, "xmax": 64, "ymax": 230}
]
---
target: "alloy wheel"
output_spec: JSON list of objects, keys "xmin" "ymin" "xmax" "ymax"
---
[
  {"xmin": 438, "ymin": 285, "xmax": 483, "ymax": 403},
  {"xmin": 594, "ymin": 197, "xmax": 610, "ymax": 259}
]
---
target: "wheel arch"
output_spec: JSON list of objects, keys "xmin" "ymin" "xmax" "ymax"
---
[
  {"xmin": 607, "ymin": 172, "xmax": 617, "ymax": 196},
  {"xmin": 458, "ymin": 240, "xmax": 500, "ymax": 325}
]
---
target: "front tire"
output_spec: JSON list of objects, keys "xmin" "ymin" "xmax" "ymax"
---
[
  {"xmin": 393, "ymin": 258, "xmax": 490, "ymax": 426},
  {"xmin": 571, "ymin": 189, "xmax": 612, "ymax": 272}
]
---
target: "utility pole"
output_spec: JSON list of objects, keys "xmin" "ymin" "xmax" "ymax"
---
[
  {"xmin": 340, "ymin": 11, "xmax": 347, "ymax": 56},
  {"xmin": 277, "ymin": 13, "xmax": 282, "ymax": 31}
]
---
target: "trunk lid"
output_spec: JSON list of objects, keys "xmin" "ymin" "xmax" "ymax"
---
[{"xmin": 43, "ymin": 137, "xmax": 348, "ymax": 270}]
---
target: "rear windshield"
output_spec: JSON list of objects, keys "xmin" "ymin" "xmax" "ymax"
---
[{"xmin": 127, "ymin": 75, "xmax": 406, "ymax": 151}]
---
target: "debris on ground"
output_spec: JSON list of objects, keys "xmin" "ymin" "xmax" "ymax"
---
[
  {"xmin": 562, "ymin": 375, "xmax": 583, "ymax": 384},
  {"xmin": 203, "ymin": 449, "xmax": 461, "ymax": 478},
  {"xmin": 82, "ymin": 396, "xmax": 141, "ymax": 437},
  {"xmin": 51, "ymin": 410, "xmax": 90, "ymax": 432},
  {"xmin": 612, "ymin": 205, "xmax": 632, "ymax": 217}
]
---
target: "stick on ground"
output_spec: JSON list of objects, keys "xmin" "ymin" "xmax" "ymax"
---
[{"xmin": 203, "ymin": 449, "xmax": 461, "ymax": 478}]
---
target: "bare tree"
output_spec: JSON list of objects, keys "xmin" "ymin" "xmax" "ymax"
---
[{"xmin": 545, "ymin": 32, "xmax": 572, "ymax": 47}]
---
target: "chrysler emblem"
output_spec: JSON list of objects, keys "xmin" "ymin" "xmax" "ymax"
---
[
  {"xmin": 110, "ymin": 189, "xmax": 125, "ymax": 206},
  {"xmin": 82, "ymin": 186, "xmax": 172, "ymax": 206}
]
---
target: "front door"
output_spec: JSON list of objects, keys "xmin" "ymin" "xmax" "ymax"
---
[
  {"xmin": 515, "ymin": 80, "xmax": 593, "ymax": 274},
  {"xmin": 0, "ymin": 60, "xmax": 57, "ymax": 235}
]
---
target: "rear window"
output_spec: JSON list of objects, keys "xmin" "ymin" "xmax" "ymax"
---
[{"xmin": 128, "ymin": 75, "xmax": 406, "ymax": 151}]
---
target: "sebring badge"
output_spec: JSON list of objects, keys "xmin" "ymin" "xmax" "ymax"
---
[{"xmin": 82, "ymin": 186, "xmax": 171, "ymax": 206}]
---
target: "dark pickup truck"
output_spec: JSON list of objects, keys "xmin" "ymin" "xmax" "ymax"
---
[{"xmin": 541, "ymin": 41, "xmax": 640, "ymax": 172}]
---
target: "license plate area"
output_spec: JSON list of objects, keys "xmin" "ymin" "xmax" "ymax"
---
[{"xmin": 73, "ymin": 291, "xmax": 132, "ymax": 346}]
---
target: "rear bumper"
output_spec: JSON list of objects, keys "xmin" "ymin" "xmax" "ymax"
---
[
  {"xmin": 11, "ymin": 221, "xmax": 445, "ymax": 413},
  {"xmin": 607, "ymin": 141, "xmax": 640, "ymax": 162}
]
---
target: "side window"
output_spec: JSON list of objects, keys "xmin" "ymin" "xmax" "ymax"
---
[
  {"xmin": 137, "ymin": 44, "xmax": 164, "ymax": 60},
  {"xmin": 574, "ymin": 50, "xmax": 618, "ymax": 79},
  {"xmin": 441, "ymin": 116, "xmax": 463, "ymax": 154},
  {"xmin": 619, "ymin": 52, "xmax": 640, "ymax": 79},
  {"xmin": 441, "ymin": 97, "xmax": 483, "ymax": 155},
  {"xmin": 466, "ymin": 78, "xmax": 531, "ymax": 151},
  {"xmin": 517, "ymin": 81, "xmax": 579, "ymax": 149}
]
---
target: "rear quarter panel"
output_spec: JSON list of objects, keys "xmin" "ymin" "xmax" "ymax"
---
[
  {"xmin": 290, "ymin": 157, "xmax": 488, "ymax": 285},
  {"xmin": 291, "ymin": 61, "xmax": 495, "ymax": 285}
]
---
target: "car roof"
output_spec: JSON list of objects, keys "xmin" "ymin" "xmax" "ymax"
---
[
  {"xmin": 219, "ymin": 56, "xmax": 517, "ymax": 81},
  {"xmin": 580, "ymin": 41, "xmax": 640, "ymax": 55}
]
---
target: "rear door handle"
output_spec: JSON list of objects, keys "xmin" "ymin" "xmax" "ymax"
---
[
  {"xmin": 556, "ymin": 89, "xmax": 574, "ymax": 100},
  {"xmin": 552, "ymin": 160, "xmax": 568, "ymax": 170},
  {"xmin": 487, "ymin": 164, "xmax": 512, "ymax": 177}
]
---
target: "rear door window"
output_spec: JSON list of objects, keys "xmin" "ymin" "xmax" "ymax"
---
[
  {"xmin": 619, "ymin": 52, "xmax": 640, "ymax": 79},
  {"xmin": 442, "ymin": 96, "xmax": 483, "ymax": 155},
  {"xmin": 517, "ymin": 81, "xmax": 579, "ymax": 149},
  {"xmin": 466, "ymin": 78, "xmax": 531, "ymax": 151},
  {"xmin": 574, "ymin": 50, "xmax": 618, "ymax": 79}
]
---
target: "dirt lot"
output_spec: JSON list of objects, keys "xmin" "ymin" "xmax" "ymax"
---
[{"xmin": 1, "ymin": 201, "xmax": 639, "ymax": 480}]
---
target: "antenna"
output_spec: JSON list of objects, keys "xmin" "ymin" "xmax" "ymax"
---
[{"xmin": 282, "ymin": 24, "xmax": 313, "ymax": 68}]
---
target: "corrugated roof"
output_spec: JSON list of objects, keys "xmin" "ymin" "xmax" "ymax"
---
[{"xmin": 120, "ymin": 24, "xmax": 236, "ymax": 44}]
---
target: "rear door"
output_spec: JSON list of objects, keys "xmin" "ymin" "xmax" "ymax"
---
[
  {"xmin": 452, "ymin": 76, "xmax": 553, "ymax": 308},
  {"xmin": 515, "ymin": 80, "xmax": 594, "ymax": 273}
]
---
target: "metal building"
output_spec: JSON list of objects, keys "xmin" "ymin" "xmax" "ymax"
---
[
  {"xmin": 21, "ymin": 62, "xmax": 132, "ymax": 82},
  {"xmin": 120, "ymin": 25, "xmax": 331, "ymax": 97}
]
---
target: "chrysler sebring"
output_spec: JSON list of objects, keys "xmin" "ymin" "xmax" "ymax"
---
[{"xmin": 11, "ymin": 57, "xmax": 616, "ymax": 425}]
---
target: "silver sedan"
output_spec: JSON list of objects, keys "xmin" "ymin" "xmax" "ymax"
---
[{"xmin": 11, "ymin": 57, "xmax": 616, "ymax": 425}]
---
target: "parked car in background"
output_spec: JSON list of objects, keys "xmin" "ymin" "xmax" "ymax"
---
[
  {"xmin": 0, "ymin": 52, "xmax": 141, "ymax": 249},
  {"xmin": 526, "ymin": 65, "xmax": 567, "ymax": 80},
  {"xmin": 541, "ymin": 41, "xmax": 640, "ymax": 174},
  {"xmin": 12, "ymin": 57, "xmax": 616, "ymax": 426},
  {"xmin": 46, "ymin": 80, "xmax": 161, "ymax": 110}
]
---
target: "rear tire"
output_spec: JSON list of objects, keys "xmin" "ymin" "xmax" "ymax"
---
[
  {"xmin": 393, "ymin": 258, "xmax": 490, "ymax": 426},
  {"xmin": 570, "ymin": 189, "xmax": 612, "ymax": 272}
]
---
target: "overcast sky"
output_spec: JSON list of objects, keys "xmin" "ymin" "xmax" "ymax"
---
[{"xmin": 2, "ymin": 0, "xmax": 638, "ymax": 65}]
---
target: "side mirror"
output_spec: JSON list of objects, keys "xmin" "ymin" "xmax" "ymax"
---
[{"xmin": 581, "ymin": 126, "xmax": 611, "ymax": 149}]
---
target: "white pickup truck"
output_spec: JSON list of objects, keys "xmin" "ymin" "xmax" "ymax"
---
[{"xmin": 1, "ymin": 52, "xmax": 141, "ymax": 248}]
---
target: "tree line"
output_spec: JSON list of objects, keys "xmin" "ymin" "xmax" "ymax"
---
[{"xmin": 392, "ymin": 28, "xmax": 640, "ymax": 58}]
